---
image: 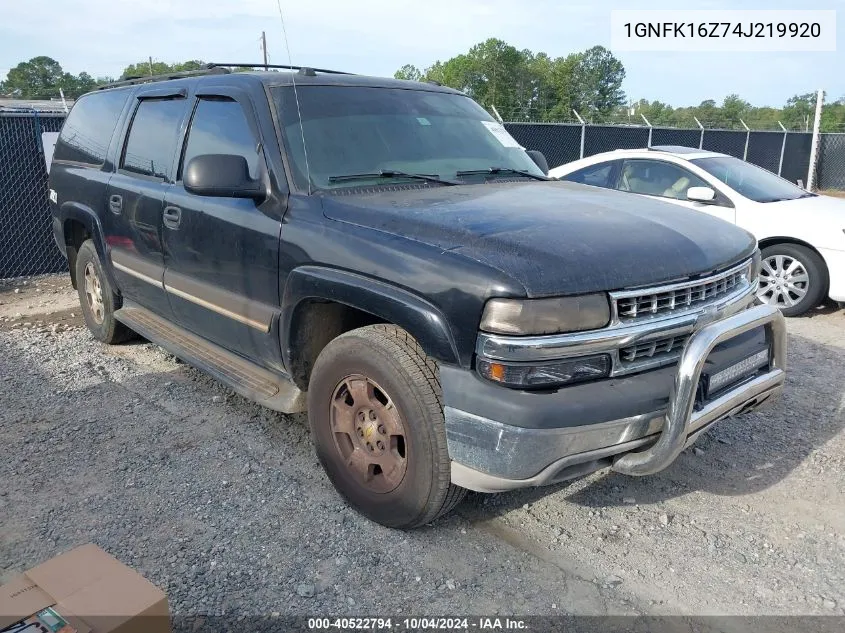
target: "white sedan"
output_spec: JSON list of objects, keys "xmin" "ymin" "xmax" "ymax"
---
[{"xmin": 549, "ymin": 146, "xmax": 845, "ymax": 316}]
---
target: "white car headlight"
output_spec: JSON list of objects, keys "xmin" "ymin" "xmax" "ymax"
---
[{"xmin": 750, "ymin": 249, "xmax": 762, "ymax": 284}]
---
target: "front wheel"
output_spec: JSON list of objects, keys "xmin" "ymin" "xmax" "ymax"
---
[
  {"xmin": 756, "ymin": 244, "xmax": 828, "ymax": 317},
  {"xmin": 307, "ymin": 324, "xmax": 466, "ymax": 529}
]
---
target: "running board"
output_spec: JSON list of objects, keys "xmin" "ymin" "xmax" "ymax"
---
[{"xmin": 115, "ymin": 303, "xmax": 307, "ymax": 413}]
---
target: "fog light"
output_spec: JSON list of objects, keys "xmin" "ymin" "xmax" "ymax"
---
[
  {"xmin": 477, "ymin": 355, "xmax": 611, "ymax": 389},
  {"xmin": 707, "ymin": 349, "xmax": 769, "ymax": 394}
]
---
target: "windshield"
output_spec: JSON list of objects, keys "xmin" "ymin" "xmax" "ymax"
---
[
  {"xmin": 690, "ymin": 156, "xmax": 813, "ymax": 203},
  {"xmin": 271, "ymin": 85, "xmax": 544, "ymax": 190}
]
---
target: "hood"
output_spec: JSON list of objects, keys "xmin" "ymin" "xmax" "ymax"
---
[
  {"xmin": 776, "ymin": 194, "xmax": 845, "ymax": 222},
  {"xmin": 320, "ymin": 181, "xmax": 758, "ymax": 297},
  {"xmin": 757, "ymin": 194, "xmax": 845, "ymax": 251}
]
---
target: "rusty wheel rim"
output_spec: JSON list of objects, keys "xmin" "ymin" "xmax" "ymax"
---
[
  {"xmin": 330, "ymin": 374, "xmax": 408, "ymax": 494},
  {"xmin": 84, "ymin": 262, "xmax": 105, "ymax": 324}
]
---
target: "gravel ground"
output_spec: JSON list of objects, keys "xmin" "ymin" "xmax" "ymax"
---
[{"xmin": 1, "ymin": 274, "xmax": 843, "ymax": 621}]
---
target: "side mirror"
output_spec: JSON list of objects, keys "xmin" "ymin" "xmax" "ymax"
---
[
  {"xmin": 687, "ymin": 186, "xmax": 716, "ymax": 204},
  {"xmin": 184, "ymin": 154, "xmax": 264, "ymax": 200},
  {"xmin": 526, "ymin": 150, "xmax": 549, "ymax": 176}
]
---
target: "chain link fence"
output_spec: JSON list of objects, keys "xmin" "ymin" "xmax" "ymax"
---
[
  {"xmin": 505, "ymin": 122, "xmax": 817, "ymax": 189},
  {"xmin": 584, "ymin": 125, "xmax": 649, "ymax": 155},
  {"xmin": 651, "ymin": 128, "xmax": 701, "ymax": 148},
  {"xmin": 781, "ymin": 133, "xmax": 813, "ymax": 187},
  {"xmin": 505, "ymin": 123, "xmax": 583, "ymax": 169},
  {"xmin": 1, "ymin": 112, "xmax": 844, "ymax": 279},
  {"xmin": 0, "ymin": 113, "xmax": 66, "ymax": 279},
  {"xmin": 817, "ymin": 133, "xmax": 845, "ymax": 190}
]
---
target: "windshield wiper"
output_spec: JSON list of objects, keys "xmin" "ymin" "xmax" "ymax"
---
[
  {"xmin": 327, "ymin": 170, "xmax": 459, "ymax": 186},
  {"xmin": 456, "ymin": 167, "xmax": 550, "ymax": 181},
  {"xmin": 763, "ymin": 195, "xmax": 808, "ymax": 203}
]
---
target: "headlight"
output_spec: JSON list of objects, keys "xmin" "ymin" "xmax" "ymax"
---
[
  {"xmin": 750, "ymin": 249, "xmax": 761, "ymax": 283},
  {"xmin": 480, "ymin": 294, "xmax": 610, "ymax": 335},
  {"xmin": 477, "ymin": 355, "xmax": 611, "ymax": 389}
]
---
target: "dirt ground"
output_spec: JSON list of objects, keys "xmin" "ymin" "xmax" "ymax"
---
[{"xmin": 1, "ymin": 274, "xmax": 843, "ymax": 621}]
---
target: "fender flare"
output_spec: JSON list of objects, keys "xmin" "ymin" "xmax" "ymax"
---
[
  {"xmin": 59, "ymin": 202, "xmax": 118, "ymax": 290},
  {"xmin": 281, "ymin": 266, "xmax": 461, "ymax": 370}
]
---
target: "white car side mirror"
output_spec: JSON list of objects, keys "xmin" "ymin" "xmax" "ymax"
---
[{"xmin": 687, "ymin": 186, "xmax": 716, "ymax": 203}]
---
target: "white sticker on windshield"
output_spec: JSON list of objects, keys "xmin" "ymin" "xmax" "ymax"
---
[{"xmin": 481, "ymin": 121, "xmax": 523, "ymax": 148}]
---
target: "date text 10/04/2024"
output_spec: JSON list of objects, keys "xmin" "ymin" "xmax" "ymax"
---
[{"xmin": 307, "ymin": 617, "xmax": 528, "ymax": 630}]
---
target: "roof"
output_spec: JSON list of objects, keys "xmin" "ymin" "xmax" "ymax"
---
[
  {"xmin": 649, "ymin": 145, "xmax": 708, "ymax": 155},
  {"xmin": 605, "ymin": 146, "xmax": 726, "ymax": 160},
  {"xmin": 257, "ymin": 71, "xmax": 463, "ymax": 94},
  {"xmin": 94, "ymin": 66, "xmax": 464, "ymax": 96}
]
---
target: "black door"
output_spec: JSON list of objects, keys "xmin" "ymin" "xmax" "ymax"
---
[
  {"xmin": 162, "ymin": 89, "xmax": 283, "ymax": 367},
  {"xmin": 105, "ymin": 89, "xmax": 190, "ymax": 316}
]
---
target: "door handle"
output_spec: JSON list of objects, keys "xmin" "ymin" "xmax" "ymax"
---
[
  {"xmin": 108, "ymin": 194, "xmax": 123, "ymax": 215},
  {"xmin": 163, "ymin": 205, "xmax": 182, "ymax": 230}
]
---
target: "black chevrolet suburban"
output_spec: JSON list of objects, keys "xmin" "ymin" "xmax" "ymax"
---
[{"xmin": 48, "ymin": 64, "xmax": 787, "ymax": 529}]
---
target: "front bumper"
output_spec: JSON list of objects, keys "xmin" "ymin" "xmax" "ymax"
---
[{"xmin": 446, "ymin": 303, "xmax": 786, "ymax": 493}]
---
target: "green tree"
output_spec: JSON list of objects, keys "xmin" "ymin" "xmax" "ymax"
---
[
  {"xmin": 58, "ymin": 71, "xmax": 99, "ymax": 98},
  {"xmin": 394, "ymin": 64, "xmax": 422, "ymax": 81},
  {"xmin": 394, "ymin": 41, "xmax": 626, "ymax": 122},
  {"xmin": 120, "ymin": 59, "xmax": 206, "ymax": 79},
  {"xmin": 720, "ymin": 94, "xmax": 751, "ymax": 127},
  {"xmin": 820, "ymin": 96, "xmax": 845, "ymax": 132},
  {"xmin": 572, "ymin": 46, "xmax": 625, "ymax": 122},
  {"xmin": 431, "ymin": 38, "xmax": 527, "ymax": 116},
  {"xmin": 781, "ymin": 93, "xmax": 816, "ymax": 131},
  {"xmin": 743, "ymin": 106, "xmax": 780, "ymax": 131},
  {"xmin": 1, "ymin": 56, "xmax": 65, "ymax": 98},
  {"xmin": 543, "ymin": 53, "xmax": 581, "ymax": 121},
  {"xmin": 634, "ymin": 99, "xmax": 675, "ymax": 126}
]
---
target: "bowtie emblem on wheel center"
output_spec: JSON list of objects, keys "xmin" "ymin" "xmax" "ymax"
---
[{"xmin": 356, "ymin": 408, "xmax": 386, "ymax": 453}]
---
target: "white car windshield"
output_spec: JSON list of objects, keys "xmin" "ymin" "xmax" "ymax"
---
[{"xmin": 690, "ymin": 156, "xmax": 814, "ymax": 203}]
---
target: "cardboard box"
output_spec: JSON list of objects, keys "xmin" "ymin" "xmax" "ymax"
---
[{"xmin": 0, "ymin": 544, "xmax": 169, "ymax": 633}]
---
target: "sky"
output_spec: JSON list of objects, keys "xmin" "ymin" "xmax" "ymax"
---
[{"xmin": 1, "ymin": 0, "xmax": 842, "ymax": 108}]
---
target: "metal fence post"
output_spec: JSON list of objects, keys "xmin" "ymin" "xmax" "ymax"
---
[
  {"xmin": 573, "ymin": 109, "xmax": 586, "ymax": 158},
  {"xmin": 641, "ymin": 113, "xmax": 652, "ymax": 147},
  {"xmin": 740, "ymin": 119, "xmax": 750, "ymax": 161},
  {"xmin": 694, "ymin": 116, "xmax": 704, "ymax": 149},
  {"xmin": 490, "ymin": 104, "xmax": 504, "ymax": 124},
  {"xmin": 777, "ymin": 121, "xmax": 788, "ymax": 176},
  {"xmin": 807, "ymin": 89, "xmax": 824, "ymax": 191}
]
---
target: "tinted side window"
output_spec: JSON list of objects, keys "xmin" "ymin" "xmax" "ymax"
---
[
  {"xmin": 561, "ymin": 161, "xmax": 616, "ymax": 187},
  {"xmin": 180, "ymin": 98, "xmax": 258, "ymax": 179},
  {"xmin": 121, "ymin": 98, "xmax": 187, "ymax": 179},
  {"xmin": 563, "ymin": 162, "xmax": 616, "ymax": 188},
  {"xmin": 53, "ymin": 90, "xmax": 129, "ymax": 165},
  {"xmin": 618, "ymin": 159, "xmax": 709, "ymax": 200}
]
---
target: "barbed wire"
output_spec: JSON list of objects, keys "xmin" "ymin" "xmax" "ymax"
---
[{"xmin": 495, "ymin": 107, "xmax": 824, "ymax": 133}]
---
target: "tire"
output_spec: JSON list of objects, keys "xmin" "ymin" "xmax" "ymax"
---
[
  {"xmin": 307, "ymin": 324, "xmax": 466, "ymax": 529},
  {"xmin": 757, "ymin": 243, "xmax": 828, "ymax": 317},
  {"xmin": 75, "ymin": 239, "xmax": 134, "ymax": 344}
]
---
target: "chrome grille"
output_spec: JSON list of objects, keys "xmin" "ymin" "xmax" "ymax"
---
[
  {"xmin": 620, "ymin": 334, "xmax": 690, "ymax": 364},
  {"xmin": 613, "ymin": 261, "xmax": 751, "ymax": 322}
]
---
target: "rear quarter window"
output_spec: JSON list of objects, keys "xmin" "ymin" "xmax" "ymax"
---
[{"xmin": 54, "ymin": 89, "xmax": 129, "ymax": 166}]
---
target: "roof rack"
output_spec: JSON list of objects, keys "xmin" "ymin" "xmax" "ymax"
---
[
  {"xmin": 206, "ymin": 63, "xmax": 353, "ymax": 75},
  {"xmin": 96, "ymin": 62, "xmax": 353, "ymax": 90},
  {"xmin": 97, "ymin": 66, "xmax": 231, "ymax": 90}
]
